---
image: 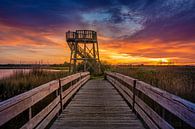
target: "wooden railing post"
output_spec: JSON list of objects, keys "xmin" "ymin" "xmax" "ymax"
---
[
  {"xmin": 59, "ymin": 79, "xmax": 63, "ymax": 113},
  {"xmin": 104, "ymin": 72, "xmax": 107, "ymax": 80},
  {"xmin": 114, "ymin": 72, "xmax": 117, "ymax": 85},
  {"xmin": 80, "ymin": 72, "xmax": 82, "ymax": 81},
  {"xmin": 29, "ymin": 107, "xmax": 32, "ymax": 120},
  {"xmin": 132, "ymin": 79, "xmax": 137, "ymax": 112}
]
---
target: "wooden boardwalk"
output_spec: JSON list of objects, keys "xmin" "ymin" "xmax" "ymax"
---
[
  {"xmin": 1, "ymin": 72, "xmax": 194, "ymax": 129},
  {"xmin": 50, "ymin": 79, "xmax": 145, "ymax": 129}
]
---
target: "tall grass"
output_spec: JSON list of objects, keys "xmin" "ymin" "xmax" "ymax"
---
[
  {"xmin": 112, "ymin": 66, "xmax": 195, "ymax": 103},
  {"xmin": 0, "ymin": 69, "xmax": 69, "ymax": 101}
]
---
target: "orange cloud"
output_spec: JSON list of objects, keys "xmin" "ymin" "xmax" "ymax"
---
[
  {"xmin": 0, "ymin": 23, "xmax": 69, "ymax": 64},
  {"xmin": 98, "ymin": 37, "xmax": 195, "ymax": 65},
  {"xmin": 0, "ymin": 23, "xmax": 195, "ymax": 65}
]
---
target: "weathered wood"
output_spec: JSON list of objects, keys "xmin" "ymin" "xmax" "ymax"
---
[
  {"xmin": 59, "ymin": 79, "xmax": 63, "ymax": 113},
  {"xmin": 107, "ymin": 76, "xmax": 133, "ymax": 101},
  {"xmin": 0, "ymin": 80, "xmax": 59, "ymax": 126},
  {"xmin": 135, "ymin": 95, "xmax": 174, "ymax": 129},
  {"xmin": 62, "ymin": 75, "xmax": 90, "ymax": 105},
  {"xmin": 107, "ymin": 72, "xmax": 135, "ymax": 86},
  {"xmin": 80, "ymin": 72, "xmax": 89, "ymax": 76},
  {"xmin": 60, "ymin": 72, "xmax": 89, "ymax": 86},
  {"xmin": 36, "ymin": 103, "xmax": 61, "ymax": 129},
  {"xmin": 20, "ymin": 96, "xmax": 60, "ymax": 129},
  {"xmin": 60, "ymin": 73, "xmax": 80, "ymax": 86},
  {"xmin": 107, "ymin": 76, "xmax": 133, "ymax": 105},
  {"xmin": 50, "ymin": 79, "xmax": 145, "ymax": 129},
  {"xmin": 136, "ymin": 81, "xmax": 195, "ymax": 127},
  {"xmin": 108, "ymin": 75, "xmax": 174, "ymax": 129},
  {"xmin": 36, "ymin": 74, "xmax": 89, "ymax": 129},
  {"xmin": 134, "ymin": 104, "xmax": 158, "ymax": 129},
  {"xmin": 106, "ymin": 72, "xmax": 195, "ymax": 128},
  {"xmin": 61, "ymin": 75, "xmax": 88, "ymax": 99},
  {"xmin": 0, "ymin": 72, "xmax": 90, "ymax": 128},
  {"xmin": 132, "ymin": 80, "xmax": 136, "ymax": 112},
  {"xmin": 0, "ymin": 79, "xmax": 59, "ymax": 111},
  {"xmin": 61, "ymin": 83, "xmax": 77, "ymax": 99}
]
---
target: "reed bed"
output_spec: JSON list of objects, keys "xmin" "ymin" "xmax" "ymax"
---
[
  {"xmin": 0, "ymin": 69, "xmax": 69, "ymax": 101},
  {"xmin": 112, "ymin": 66, "xmax": 195, "ymax": 103}
]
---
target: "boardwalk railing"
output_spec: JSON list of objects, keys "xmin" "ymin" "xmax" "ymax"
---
[
  {"xmin": 106, "ymin": 72, "xmax": 195, "ymax": 129},
  {"xmin": 0, "ymin": 72, "xmax": 90, "ymax": 129}
]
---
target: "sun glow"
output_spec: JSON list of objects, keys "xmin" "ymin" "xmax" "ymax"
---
[{"xmin": 100, "ymin": 49, "xmax": 175, "ymax": 65}]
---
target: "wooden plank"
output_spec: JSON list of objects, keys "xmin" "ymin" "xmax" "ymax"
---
[
  {"xmin": 60, "ymin": 72, "xmax": 89, "ymax": 86},
  {"xmin": 35, "ymin": 74, "xmax": 89, "ymax": 129},
  {"xmin": 60, "ymin": 73, "xmax": 80, "ymax": 86},
  {"xmin": 107, "ymin": 76, "xmax": 133, "ymax": 105},
  {"xmin": 21, "ymin": 74, "xmax": 89, "ymax": 129},
  {"xmin": 115, "ymin": 73, "xmax": 135, "ymax": 86},
  {"xmin": 0, "ymin": 72, "xmax": 89, "ymax": 127},
  {"xmin": 20, "ymin": 96, "xmax": 60, "ymax": 129},
  {"xmin": 0, "ymin": 80, "xmax": 59, "ymax": 126},
  {"xmin": 62, "ymin": 75, "xmax": 89, "ymax": 99},
  {"xmin": 106, "ymin": 72, "xmax": 135, "ymax": 86},
  {"xmin": 136, "ymin": 81, "xmax": 195, "ymax": 127},
  {"xmin": 107, "ymin": 75, "xmax": 133, "ymax": 99},
  {"xmin": 106, "ymin": 72, "xmax": 195, "ymax": 128},
  {"xmin": 108, "ymin": 75, "xmax": 173, "ymax": 129},
  {"xmin": 36, "ymin": 103, "xmax": 61, "ymax": 129},
  {"xmin": 0, "ymin": 80, "xmax": 59, "ymax": 111},
  {"xmin": 50, "ymin": 79, "xmax": 145, "ymax": 129},
  {"xmin": 114, "ymin": 78, "xmax": 133, "ymax": 99},
  {"xmin": 135, "ymin": 96, "xmax": 174, "ymax": 129},
  {"xmin": 62, "ymin": 75, "xmax": 90, "ymax": 106},
  {"xmin": 134, "ymin": 103, "xmax": 159, "ymax": 129},
  {"xmin": 80, "ymin": 72, "xmax": 90, "ymax": 76},
  {"xmin": 60, "ymin": 72, "xmax": 79, "ymax": 81},
  {"xmin": 61, "ymin": 84, "xmax": 77, "ymax": 99}
]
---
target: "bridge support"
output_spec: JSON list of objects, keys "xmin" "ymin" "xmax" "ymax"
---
[{"xmin": 66, "ymin": 30, "xmax": 101, "ymax": 74}]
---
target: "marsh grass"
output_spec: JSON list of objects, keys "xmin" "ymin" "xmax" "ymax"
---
[
  {"xmin": 113, "ymin": 66, "xmax": 195, "ymax": 103},
  {"xmin": 0, "ymin": 68, "xmax": 69, "ymax": 101}
]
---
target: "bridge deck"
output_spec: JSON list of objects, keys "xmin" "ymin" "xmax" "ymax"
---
[{"xmin": 50, "ymin": 79, "xmax": 145, "ymax": 129}]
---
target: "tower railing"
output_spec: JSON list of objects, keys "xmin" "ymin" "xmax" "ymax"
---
[{"xmin": 66, "ymin": 30, "xmax": 97, "ymax": 42}]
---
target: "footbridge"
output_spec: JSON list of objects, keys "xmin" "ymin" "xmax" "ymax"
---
[{"xmin": 0, "ymin": 72, "xmax": 194, "ymax": 129}]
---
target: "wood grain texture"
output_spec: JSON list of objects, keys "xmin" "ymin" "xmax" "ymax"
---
[
  {"xmin": 50, "ymin": 79, "xmax": 145, "ymax": 129},
  {"xmin": 107, "ymin": 75, "xmax": 174, "ymax": 129},
  {"xmin": 0, "ymin": 80, "xmax": 59, "ymax": 126},
  {"xmin": 0, "ymin": 72, "xmax": 89, "ymax": 127},
  {"xmin": 106, "ymin": 72, "xmax": 195, "ymax": 128},
  {"xmin": 136, "ymin": 81, "xmax": 195, "ymax": 128},
  {"xmin": 21, "ymin": 96, "xmax": 60, "ymax": 129}
]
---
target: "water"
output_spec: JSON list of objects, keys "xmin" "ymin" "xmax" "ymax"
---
[
  {"xmin": 0, "ymin": 69, "xmax": 31, "ymax": 79},
  {"xmin": 0, "ymin": 69, "xmax": 67, "ymax": 80}
]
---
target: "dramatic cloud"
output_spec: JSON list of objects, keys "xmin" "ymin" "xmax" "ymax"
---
[{"xmin": 0, "ymin": 0, "xmax": 195, "ymax": 64}]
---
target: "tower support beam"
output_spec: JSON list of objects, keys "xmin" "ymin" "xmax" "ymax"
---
[{"xmin": 66, "ymin": 30, "xmax": 101, "ymax": 74}]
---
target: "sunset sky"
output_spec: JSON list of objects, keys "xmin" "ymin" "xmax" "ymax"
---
[{"xmin": 0, "ymin": 0, "xmax": 195, "ymax": 65}]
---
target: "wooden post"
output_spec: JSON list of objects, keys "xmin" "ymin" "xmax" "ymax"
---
[
  {"xmin": 69, "ymin": 50, "xmax": 73, "ymax": 73},
  {"xmin": 84, "ymin": 43, "xmax": 87, "ymax": 72},
  {"xmin": 132, "ymin": 79, "xmax": 137, "ymax": 112},
  {"xmin": 73, "ymin": 42, "xmax": 78, "ymax": 73},
  {"xmin": 29, "ymin": 107, "xmax": 32, "ymax": 120},
  {"xmin": 59, "ymin": 79, "xmax": 63, "ymax": 113},
  {"xmin": 104, "ymin": 72, "xmax": 107, "ymax": 80},
  {"xmin": 114, "ymin": 72, "xmax": 117, "ymax": 85},
  {"xmin": 71, "ymin": 80, "xmax": 73, "ymax": 87}
]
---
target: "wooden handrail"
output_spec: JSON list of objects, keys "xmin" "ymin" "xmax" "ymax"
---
[
  {"xmin": 0, "ymin": 72, "xmax": 90, "ymax": 129},
  {"xmin": 106, "ymin": 71, "xmax": 195, "ymax": 129}
]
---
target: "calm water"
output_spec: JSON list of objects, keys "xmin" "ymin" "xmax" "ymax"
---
[
  {"xmin": 0, "ymin": 69, "xmax": 66, "ymax": 80},
  {"xmin": 0, "ymin": 69, "xmax": 31, "ymax": 79}
]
